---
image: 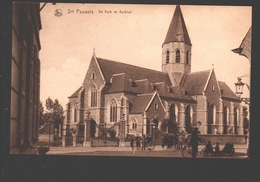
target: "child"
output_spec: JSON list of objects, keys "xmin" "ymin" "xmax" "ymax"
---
[
  {"xmin": 214, "ymin": 142, "xmax": 220, "ymax": 156},
  {"xmin": 204, "ymin": 141, "xmax": 214, "ymax": 157}
]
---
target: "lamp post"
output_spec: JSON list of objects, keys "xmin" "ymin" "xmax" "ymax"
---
[
  {"xmin": 234, "ymin": 77, "xmax": 250, "ymax": 157},
  {"xmin": 234, "ymin": 77, "xmax": 245, "ymax": 96}
]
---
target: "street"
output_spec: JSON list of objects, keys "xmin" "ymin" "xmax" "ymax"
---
[{"xmin": 45, "ymin": 145, "xmax": 248, "ymax": 159}]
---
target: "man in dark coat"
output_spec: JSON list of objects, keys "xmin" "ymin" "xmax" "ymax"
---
[{"xmin": 190, "ymin": 127, "xmax": 203, "ymax": 158}]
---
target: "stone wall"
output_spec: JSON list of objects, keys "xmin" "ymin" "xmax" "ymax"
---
[{"xmin": 199, "ymin": 134, "xmax": 246, "ymax": 145}]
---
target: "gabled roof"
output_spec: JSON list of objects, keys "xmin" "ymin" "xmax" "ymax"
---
[
  {"xmin": 68, "ymin": 86, "xmax": 82, "ymax": 98},
  {"xmin": 130, "ymin": 93, "xmax": 155, "ymax": 114},
  {"xmin": 218, "ymin": 81, "xmax": 240, "ymax": 101},
  {"xmin": 163, "ymin": 5, "xmax": 191, "ymax": 45},
  {"xmin": 96, "ymin": 57, "xmax": 171, "ymax": 85},
  {"xmin": 181, "ymin": 70, "xmax": 211, "ymax": 95}
]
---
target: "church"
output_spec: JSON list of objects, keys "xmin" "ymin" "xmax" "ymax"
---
[{"xmin": 64, "ymin": 5, "xmax": 243, "ymax": 142}]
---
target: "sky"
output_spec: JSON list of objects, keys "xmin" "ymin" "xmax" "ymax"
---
[{"xmin": 39, "ymin": 3, "xmax": 251, "ymax": 110}]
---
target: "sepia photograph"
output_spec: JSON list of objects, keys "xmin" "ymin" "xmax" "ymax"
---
[{"xmin": 10, "ymin": 2, "xmax": 251, "ymax": 159}]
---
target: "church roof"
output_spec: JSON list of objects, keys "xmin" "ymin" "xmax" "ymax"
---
[
  {"xmin": 68, "ymin": 86, "xmax": 82, "ymax": 98},
  {"xmin": 130, "ymin": 93, "xmax": 155, "ymax": 114},
  {"xmin": 231, "ymin": 26, "xmax": 251, "ymax": 61},
  {"xmin": 154, "ymin": 82, "xmax": 195, "ymax": 102},
  {"xmin": 107, "ymin": 70, "xmax": 195, "ymax": 102},
  {"xmin": 108, "ymin": 75, "xmax": 155, "ymax": 94},
  {"xmin": 96, "ymin": 57, "xmax": 172, "ymax": 85},
  {"xmin": 218, "ymin": 81, "xmax": 240, "ymax": 101},
  {"xmin": 163, "ymin": 5, "xmax": 191, "ymax": 45},
  {"xmin": 181, "ymin": 70, "xmax": 211, "ymax": 95}
]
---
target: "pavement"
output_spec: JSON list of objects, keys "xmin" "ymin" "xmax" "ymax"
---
[{"xmin": 45, "ymin": 144, "xmax": 248, "ymax": 158}]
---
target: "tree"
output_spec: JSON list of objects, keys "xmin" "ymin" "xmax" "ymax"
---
[
  {"xmin": 39, "ymin": 101, "xmax": 45, "ymax": 126},
  {"xmin": 45, "ymin": 97, "xmax": 65, "ymax": 128}
]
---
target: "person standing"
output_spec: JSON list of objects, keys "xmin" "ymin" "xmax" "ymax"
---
[
  {"xmin": 136, "ymin": 134, "xmax": 141, "ymax": 150},
  {"xmin": 162, "ymin": 135, "xmax": 168, "ymax": 149},
  {"xmin": 168, "ymin": 134, "xmax": 174, "ymax": 149},
  {"xmin": 190, "ymin": 127, "xmax": 203, "ymax": 158},
  {"xmin": 130, "ymin": 135, "xmax": 136, "ymax": 153},
  {"xmin": 204, "ymin": 141, "xmax": 213, "ymax": 157},
  {"xmin": 214, "ymin": 142, "xmax": 220, "ymax": 156}
]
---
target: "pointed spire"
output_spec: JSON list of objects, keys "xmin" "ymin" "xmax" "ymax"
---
[{"xmin": 163, "ymin": 5, "xmax": 191, "ymax": 45}]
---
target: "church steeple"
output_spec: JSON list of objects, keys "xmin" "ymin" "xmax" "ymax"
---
[
  {"xmin": 163, "ymin": 5, "xmax": 191, "ymax": 46},
  {"xmin": 162, "ymin": 5, "xmax": 192, "ymax": 86}
]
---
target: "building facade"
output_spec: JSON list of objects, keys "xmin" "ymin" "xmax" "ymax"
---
[
  {"xmin": 11, "ymin": 2, "xmax": 41, "ymax": 153},
  {"xmin": 65, "ymin": 5, "xmax": 243, "ymax": 139}
]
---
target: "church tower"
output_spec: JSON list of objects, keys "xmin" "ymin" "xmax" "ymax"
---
[{"xmin": 162, "ymin": 5, "xmax": 192, "ymax": 86}]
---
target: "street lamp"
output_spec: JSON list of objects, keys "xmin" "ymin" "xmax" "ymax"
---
[
  {"xmin": 234, "ymin": 77, "xmax": 250, "ymax": 105},
  {"xmin": 234, "ymin": 77, "xmax": 245, "ymax": 96}
]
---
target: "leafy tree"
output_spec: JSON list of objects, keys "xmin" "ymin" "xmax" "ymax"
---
[
  {"xmin": 45, "ymin": 97, "xmax": 65, "ymax": 128},
  {"xmin": 39, "ymin": 101, "xmax": 45, "ymax": 126}
]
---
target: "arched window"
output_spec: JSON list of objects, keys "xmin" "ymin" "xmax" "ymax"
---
[
  {"xmin": 91, "ymin": 73, "xmax": 95, "ymax": 80},
  {"xmin": 185, "ymin": 105, "xmax": 193, "ymax": 133},
  {"xmin": 90, "ymin": 85, "xmax": 97, "ymax": 107},
  {"xmin": 74, "ymin": 103, "xmax": 78, "ymax": 123},
  {"xmin": 120, "ymin": 98, "xmax": 125, "ymax": 119},
  {"xmin": 166, "ymin": 50, "xmax": 170, "ymax": 63},
  {"xmin": 131, "ymin": 118, "xmax": 137, "ymax": 129},
  {"xmin": 186, "ymin": 51, "xmax": 189, "ymax": 64},
  {"xmin": 234, "ymin": 107, "xmax": 238, "ymax": 134},
  {"xmin": 176, "ymin": 49, "xmax": 180, "ymax": 63},
  {"xmin": 121, "ymin": 98, "xmax": 125, "ymax": 107},
  {"xmin": 109, "ymin": 99, "xmax": 117, "ymax": 122},
  {"xmin": 208, "ymin": 103, "xmax": 216, "ymax": 134},
  {"xmin": 223, "ymin": 105, "xmax": 228, "ymax": 134},
  {"xmin": 154, "ymin": 103, "xmax": 159, "ymax": 110}
]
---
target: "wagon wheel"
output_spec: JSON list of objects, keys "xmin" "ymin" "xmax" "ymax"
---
[{"xmin": 228, "ymin": 148, "xmax": 235, "ymax": 156}]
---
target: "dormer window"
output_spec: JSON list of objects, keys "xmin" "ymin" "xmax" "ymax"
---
[
  {"xmin": 167, "ymin": 86, "xmax": 173, "ymax": 93},
  {"xmin": 176, "ymin": 50, "xmax": 180, "ymax": 63},
  {"xmin": 129, "ymin": 79, "xmax": 135, "ymax": 87},
  {"xmin": 166, "ymin": 50, "xmax": 170, "ymax": 63}
]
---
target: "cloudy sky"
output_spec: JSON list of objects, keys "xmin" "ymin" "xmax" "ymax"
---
[{"xmin": 39, "ymin": 3, "xmax": 251, "ymax": 109}]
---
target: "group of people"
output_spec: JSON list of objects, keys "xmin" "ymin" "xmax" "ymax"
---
[
  {"xmin": 204, "ymin": 141, "xmax": 220, "ymax": 157},
  {"xmin": 161, "ymin": 131, "xmax": 189, "ymax": 150},
  {"xmin": 130, "ymin": 134, "xmax": 152, "ymax": 153},
  {"xmin": 129, "ymin": 127, "xmax": 234, "ymax": 158}
]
